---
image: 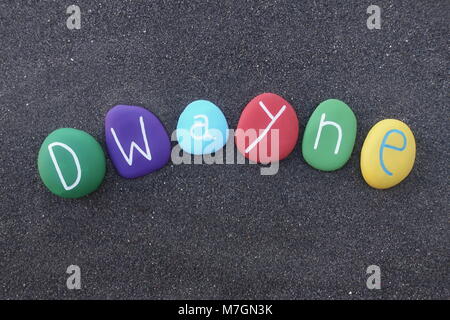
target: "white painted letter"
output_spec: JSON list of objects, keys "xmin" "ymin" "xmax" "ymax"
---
[
  {"xmin": 314, "ymin": 113, "xmax": 342, "ymax": 155},
  {"xmin": 48, "ymin": 142, "xmax": 82, "ymax": 191},
  {"xmin": 190, "ymin": 115, "xmax": 215, "ymax": 141},
  {"xmin": 245, "ymin": 101, "xmax": 286, "ymax": 154},
  {"xmin": 110, "ymin": 116, "xmax": 152, "ymax": 166}
]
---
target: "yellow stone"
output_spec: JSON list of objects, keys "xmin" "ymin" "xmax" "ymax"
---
[{"xmin": 361, "ymin": 119, "xmax": 416, "ymax": 189}]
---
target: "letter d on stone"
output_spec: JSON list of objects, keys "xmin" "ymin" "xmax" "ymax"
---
[
  {"xmin": 48, "ymin": 142, "xmax": 82, "ymax": 191},
  {"xmin": 366, "ymin": 265, "xmax": 381, "ymax": 289},
  {"xmin": 66, "ymin": 265, "xmax": 81, "ymax": 290}
]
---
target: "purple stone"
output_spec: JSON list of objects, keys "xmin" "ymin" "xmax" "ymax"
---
[{"xmin": 105, "ymin": 105, "xmax": 171, "ymax": 178}]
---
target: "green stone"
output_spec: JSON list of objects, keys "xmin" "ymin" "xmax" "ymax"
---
[
  {"xmin": 302, "ymin": 99, "xmax": 357, "ymax": 171},
  {"xmin": 37, "ymin": 128, "xmax": 106, "ymax": 198}
]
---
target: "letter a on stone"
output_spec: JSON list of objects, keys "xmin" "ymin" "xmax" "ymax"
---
[
  {"xmin": 66, "ymin": 5, "xmax": 81, "ymax": 30},
  {"xmin": 367, "ymin": 5, "xmax": 381, "ymax": 30}
]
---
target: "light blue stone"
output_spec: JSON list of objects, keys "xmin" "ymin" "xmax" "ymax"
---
[{"xmin": 176, "ymin": 100, "xmax": 229, "ymax": 155}]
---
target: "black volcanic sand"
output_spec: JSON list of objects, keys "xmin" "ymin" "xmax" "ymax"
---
[{"xmin": 0, "ymin": 0, "xmax": 448, "ymax": 299}]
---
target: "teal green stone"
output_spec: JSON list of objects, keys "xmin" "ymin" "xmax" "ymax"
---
[
  {"xmin": 302, "ymin": 99, "xmax": 357, "ymax": 171},
  {"xmin": 37, "ymin": 128, "xmax": 106, "ymax": 198}
]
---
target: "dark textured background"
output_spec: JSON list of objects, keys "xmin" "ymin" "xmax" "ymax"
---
[{"xmin": 0, "ymin": 0, "xmax": 448, "ymax": 299}]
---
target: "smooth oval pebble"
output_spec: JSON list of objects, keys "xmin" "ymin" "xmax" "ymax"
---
[
  {"xmin": 302, "ymin": 99, "xmax": 357, "ymax": 171},
  {"xmin": 37, "ymin": 128, "xmax": 106, "ymax": 198},
  {"xmin": 176, "ymin": 100, "xmax": 229, "ymax": 155},
  {"xmin": 105, "ymin": 105, "xmax": 171, "ymax": 179},
  {"xmin": 235, "ymin": 93, "xmax": 299, "ymax": 163},
  {"xmin": 361, "ymin": 119, "xmax": 416, "ymax": 189}
]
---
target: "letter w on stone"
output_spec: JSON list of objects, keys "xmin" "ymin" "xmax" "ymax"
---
[
  {"xmin": 110, "ymin": 116, "xmax": 152, "ymax": 166},
  {"xmin": 245, "ymin": 101, "xmax": 286, "ymax": 153}
]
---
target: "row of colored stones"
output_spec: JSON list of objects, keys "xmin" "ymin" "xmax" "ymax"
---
[{"xmin": 38, "ymin": 93, "xmax": 416, "ymax": 198}]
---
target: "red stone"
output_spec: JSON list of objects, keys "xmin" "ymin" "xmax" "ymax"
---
[{"xmin": 235, "ymin": 93, "xmax": 299, "ymax": 163}]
